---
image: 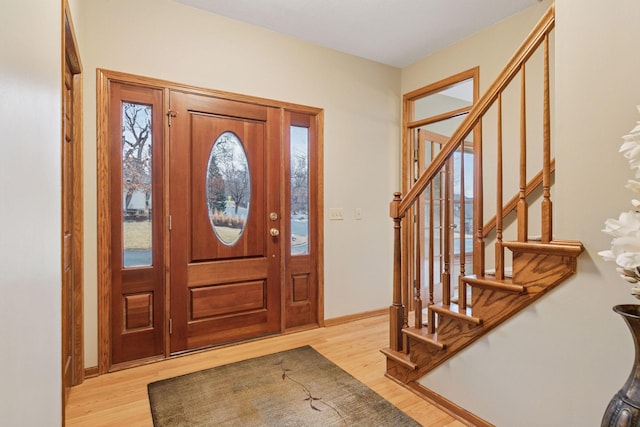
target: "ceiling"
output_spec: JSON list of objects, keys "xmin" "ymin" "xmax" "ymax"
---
[{"xmin": 172, "ymin": 0, "xmax": 541, "ymax": 68}]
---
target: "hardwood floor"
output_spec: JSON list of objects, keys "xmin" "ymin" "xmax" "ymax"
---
[{"xmin": 66, "ymin": 314, "xmax": 465, "ymax": 426}]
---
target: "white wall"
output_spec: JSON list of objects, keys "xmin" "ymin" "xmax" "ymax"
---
[
  {"xmin": 414, "ymin": 0, "xmax": 640, "ymax": 425},
  {"xmin": 76, "ymin": 0, "xmax": 401, "ymax": 367},
  {"xmin": 0, "ymin": 0, "xmax": 62, "ymax": 425}
]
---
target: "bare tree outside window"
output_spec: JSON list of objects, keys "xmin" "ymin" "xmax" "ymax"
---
[
  {"xmin": 291, "ymin": 153, "xmax": 309, "ymax": 215},
  {"xmin": 206, "ymin": 132, "xmax": 250, "ymax": 245},
  {"xmin": 290, "ymin": 126, "xmax": 309, "ymax": 255},
  {"xmin": 121, "ymin": 102, "xmax": 153, "ymax": 267},
  {"xmin": 210, "ymin": 134, "xmax": 250, "ymax": 214},
  {"xmin": 122, "ymin": 103, "xmax": 152, "ymax": 214}
]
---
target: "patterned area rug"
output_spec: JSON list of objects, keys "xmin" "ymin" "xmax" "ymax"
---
[{"xmin": 148, "ymin": 346, "xmax": 421, "ymax": 426}]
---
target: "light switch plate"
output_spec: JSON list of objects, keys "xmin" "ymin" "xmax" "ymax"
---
[{"xmin": 329, "ymin": 208, "xmax": 344, "ymax": 220}]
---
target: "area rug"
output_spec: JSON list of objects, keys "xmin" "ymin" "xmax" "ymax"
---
[{"xmin": 147, "ymin": 346, "xmax": 421, "ymax": 426}]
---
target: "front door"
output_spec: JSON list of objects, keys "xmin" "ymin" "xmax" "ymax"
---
[{"xmin": 169, "ymin": 91, "xmax": 282, "ymax": 353}]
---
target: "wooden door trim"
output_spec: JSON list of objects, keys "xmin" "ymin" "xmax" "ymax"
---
[
  {"xmin": 315, "ymin": 112, "xmax": 325, "ymax": 327},
  {"xmin": 96, "ymin": 70, "xmax": 111, "ymax": 375},
  {"xmin": 71, "ymin": 57, "xmax": 84, "ymax": 386},
  {"xmin": 97, "ymin": 69, "xmax": 324, "ymax": 373},
  {"xmin": 98, "ymin": 69, "xmax": 323, "ymax": 115},
  {"xmin": 62, "ymin": 1, "xmax": 84, "ymax": 422}
]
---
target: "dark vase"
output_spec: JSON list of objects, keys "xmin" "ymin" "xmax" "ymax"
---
[{"xmin": 602, "ymin": 305, "xmax": 640, "ymax": 427}]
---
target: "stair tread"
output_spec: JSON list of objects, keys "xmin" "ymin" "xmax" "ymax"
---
[
  {"xmin": 430, "ymin": 302, "xmax": 482, "ymax": 325},
  {"xmin": 463, "ymin": 275, "xmax": 525, "ymax": 293},
  {"xmin": 403, "ymin": 326, "xmax": 446, "ymax": 350},
  {"xmin": 380, "ymin": 347, "xmax": 418, "ymax": 370},
  {"xmin": 502, "ymin": 239, "xmax": 584, "ymax": 256}
]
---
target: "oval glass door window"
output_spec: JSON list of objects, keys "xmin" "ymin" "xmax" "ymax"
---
[{"xmin": 206, "ymin": 132, "xmax": 250, "ymax": 245}]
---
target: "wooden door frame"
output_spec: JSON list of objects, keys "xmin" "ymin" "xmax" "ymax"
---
[
  {"xmin": 401, "ymin": 67, "xmax": 479, "ymax": 313},
  {"xmin": 97, "ymin": 69, "xmax": 324, "ymax": 374},
  {"xmin": 61, "ymin": 0, "xmax": 84, "ymax": 419}
]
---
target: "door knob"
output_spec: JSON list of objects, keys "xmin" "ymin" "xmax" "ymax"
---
[{"xmin": 270, "ymin": 228, "xmax": 280, "ymax": 237}]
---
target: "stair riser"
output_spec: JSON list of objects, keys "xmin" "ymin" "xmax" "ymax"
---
[
  {"xmin": 406, "ymin": 318, "xmax": 483, "ymax": 379},
  {"xmin": 385, "ymin": 359, "xmax": 416, "ymax": 383},
  {"xmin": 511, "ymin": 252, "xmax": 577, "ymax": 286},
  {"xmin": 471, "ymin": 288, "xmax": 523, "ymax": 320}
]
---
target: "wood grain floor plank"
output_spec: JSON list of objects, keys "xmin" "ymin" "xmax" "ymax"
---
[{"xmin": 66, "ymin": 314, "xmax": 465, "ymax": 426}]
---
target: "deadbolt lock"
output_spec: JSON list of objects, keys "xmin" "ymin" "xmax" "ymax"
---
[{"xmin": 269, "ymin": 212, "xmax": 278, "ymax": 221}]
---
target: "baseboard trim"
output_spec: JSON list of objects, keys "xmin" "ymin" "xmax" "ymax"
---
[
  {"xmin": 406, "ymin": 382, "xmax": 494, "ymax": 427},
  {"xmin": 84, "ymin": 366, "xmax": 99, "ymax": 379},
  {"xmin": 82, "ymin": 309, "xmax": 385, "ymax": 378},
  {"xmin": 324, "ymin": 308, "xmax": 387, "ymax": 327}
]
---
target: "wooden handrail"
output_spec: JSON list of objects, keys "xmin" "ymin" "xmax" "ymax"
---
[
  {"xmin": 482, "ymin": 158, "xmax": 556, "ymax": 237},
  {"xmin": 394, "ymin": 4, "xmax": 555, "ymax": 218}
]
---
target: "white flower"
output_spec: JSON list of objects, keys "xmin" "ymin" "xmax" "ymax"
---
[
  {"xmin": 601, "ymin": 105, "xmax": 640, "ymax": 300},
  {"xmin": 602, "ymin": 211, "xmax": 640, "ymax": 238},
  {"xmin": 619, "ymin": 114, "xmax": 640, "ymax": 177},
  {"xmin": 627, "ymin": 180, "xmax": 640, "ymax": 193},
  {"xmin": 615, "ymin": 246, "xmax": 640, "ymax": 270}
]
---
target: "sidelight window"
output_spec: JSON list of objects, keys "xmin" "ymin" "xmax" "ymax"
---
[
  {"xmin": 290, "ymin": 126, "xmax": 309, "ymax": 255},
  {"xmin": 122, "ymin": 102, "xmax": 153, "ymax": 268}
]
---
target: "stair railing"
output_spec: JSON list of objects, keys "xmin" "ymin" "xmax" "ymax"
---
[{"xmin": 389, "ymin": 4, "xmax": 555, "ymax": 352}]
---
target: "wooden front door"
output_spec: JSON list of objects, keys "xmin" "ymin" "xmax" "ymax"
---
[
  {"xmin": 169, "ymin": 91, "xmax": 282, "ymax": 353},
  {"xmin": 99, "ymin": 71, "xmax": 322, "ymax": 369}
]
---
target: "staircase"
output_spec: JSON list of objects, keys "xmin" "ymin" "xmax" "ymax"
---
[{"xmin": 382, "ymin": 4, "xmax": 583, "ymax": 389}]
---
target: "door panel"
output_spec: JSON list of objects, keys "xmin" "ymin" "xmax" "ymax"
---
[
  {"xmin": 284, "ymin": 112, "xmax": 319, "ymax": 328},
  {"xmin": 189, "ymin": 115, "xmax": 265, "ymax": 260},
  {"xmin": 169, "ymin": 91, "xmax": 281, "ymax": 353},
  {"xmin": 109, "ymin": 83, "xmax": 164, "ymax": 365}
]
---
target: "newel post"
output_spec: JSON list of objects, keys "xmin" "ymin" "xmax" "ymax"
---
[{"xmin": 389, "ymin": 192, "xmax": 404, "ymax": 351}]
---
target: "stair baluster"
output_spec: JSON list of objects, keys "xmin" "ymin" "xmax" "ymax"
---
[
  {"xmin": 427, "ymin": 168, "xmax": 436, "ymax": 334},
  {"xmin": 541, "ymin": 34, "xmax": 553, "ymax": 243},
  {"xmin": 458, "ymin": 144, "xmax": 468, "ymax": 309},
  {"xmin": 442, "ymin": 161, "xmax": 452, "ymax": 306},
  {"xmin": 517, "ymin": 64, "xmax": 529, "ymax": 242},
  {"xmin": 390, "ymin": 192, "xmax": 404, "ymax": 352},
  {"xmin": 473, "ymin": 120, "xmax": 485, "ymax": 277},
  {"xmin": 495, "ymin": 94, "xmax": 505, "ymax": 280}
]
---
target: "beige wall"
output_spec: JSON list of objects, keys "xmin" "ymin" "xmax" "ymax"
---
[
  {"xmin": 414, "ymin": 0, "xmax": 640, "ymax": 425},
  {"xmin": 0, "ymin": 0, "xmax": 62, "ymax": 424},
  {"xmin": 76, "ymin": 0, "xmax": 401, "ymax": 367}
]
